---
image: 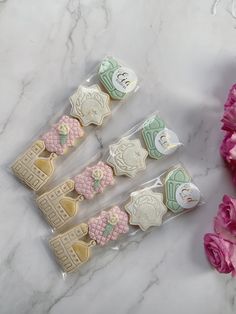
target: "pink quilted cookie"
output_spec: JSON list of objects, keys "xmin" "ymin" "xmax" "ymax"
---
[
  {"xmin": 41, "ymin": 115, "xmax": 84, "ymax": 155},
  {"xmin": 73, "ymin": 161, "xmax": 115, "ymax": 199},
  {"xmin": 88, "ymin": 206, "xmax": 129, "ymax": 246}
]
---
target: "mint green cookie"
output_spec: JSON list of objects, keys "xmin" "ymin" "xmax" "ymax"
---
[
  {"xmin": 98, "ymin": 57, "xmax": 125, "ymax": 100},
  {"xmin": 99, "ymin": 57, "xmax": 138, "ymax": 100},
  {"xmin": 142, "ymin": 116, "xmax": 166, "ymax": 159},
  {"xmin": 165, "ymin": 167, "xmax": 191, "ymax": 213}
]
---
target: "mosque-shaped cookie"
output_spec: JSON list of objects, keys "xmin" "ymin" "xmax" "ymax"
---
[
  {"xmin": 49, "ymin": 223, "xmax": 96, "ymax": 273},
  {"xmin": 12, "ymin": 140, "xmax": 56, "ymax": 191},
  {"xmin": 36, "ymin": 179, "xmax": 83, "ymax": 230}
]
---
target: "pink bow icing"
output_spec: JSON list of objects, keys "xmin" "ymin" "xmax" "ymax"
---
[
  {"xmin": 88, "ymin": 206, "xmax": 129, "ymax": 246},
  {"xmin": 42, "ymin": 115, "xmax": 84, "ymax": 155},
  {"xmin": 73, "ymin": 161, "xmax": 115, "ymax": 199}
]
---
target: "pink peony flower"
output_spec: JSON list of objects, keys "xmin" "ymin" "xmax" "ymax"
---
[
  {"xmin": 204, "ymin": 233, "xmax": 236, "ymax": 275},
  {"xmin": 224, "ymin": 84, "xmax": 236, "ymax": 109},
  {"xmin": 220, "ymin": 132, "xmax": 236, "ymax": 168},
  {"xmin": 222, "ymin": 102, "xmax": 236, "ymax": 132}
]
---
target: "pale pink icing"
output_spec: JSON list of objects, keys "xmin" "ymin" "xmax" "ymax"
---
[
  {"xmin": 73, "ymin": 161, "xmax": 115, "ymax": 199},
  {"xmin": 42, "ymin": 115, "xmax": 84, "ymax": 155},
  {"xmin": 88, "ymin": 206, "xmax": 129, "ymax": 246}
]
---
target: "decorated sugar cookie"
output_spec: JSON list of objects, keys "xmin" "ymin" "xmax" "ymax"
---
[
  {"xmin": 142, "ymin": 116, "xmax": 180, "ymax": 159},
  {"xmin": 88, "ymin": 206, "xmax": 129, "ymax": 246},
  {"xmin": 165, "ymin": 166, "xmax": 200, "ymax": 213},
  {"xmin": 49, "ymin": 223, "xmax": 96, "ymax": 273},
  {"xmin": 107, "ymin": 138, "xmax": 148, "ymax": 178},
  {"xmin": 98, "ymin": 57, "xmax": 138, "ymax": 100},
  {"xmin": 70, "ymin": 85, "xmax": 111, "ymax": 126},
  {"xmin": 42, "ymin": 115, "xmax": 84, "ymax": 155},
  {"xmin": 125, "ymin": 189, "xmax": 167, "ymax": 231},
  {"xmin": 12, "ymin": 140, "xmax": 56, "ymax": 191},
  {"xmin": 37, "ymin": 179, "xmax": 84, "ymax": 230},
  {"xmin": 74, "ymin": 161, "xmax": 115, "ymax": 200}
]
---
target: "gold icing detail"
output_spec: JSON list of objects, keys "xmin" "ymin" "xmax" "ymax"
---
[
  {"xmin": 72, "ymin": 240, "xmax": 95, "ymax": 263},
  {"xmin": 59, "ymin": 197, "xmax": 77, "ymax": 217},
  {"xmin": 34, "ymin": 153, "xmax": 56, "ymax": 176}
]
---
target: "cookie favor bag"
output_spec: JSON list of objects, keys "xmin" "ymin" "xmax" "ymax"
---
[
  {"xmin": 48, "ymin": 164, "xmax": 202, "ymax": 275},
  {"xmin": 36, "ymin": 113, "xmax": 182, "ymax": 230},
  {"xmin": 12, "ymin": 56, "xmax": 139, "ymax": 192}
]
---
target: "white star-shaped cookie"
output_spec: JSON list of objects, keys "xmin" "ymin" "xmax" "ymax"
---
[
  {"xmin": 70, "ymin": 85, "xmax": 110, "ymax": 126},
  {"xmin": 125, "ymin": 189, "xmax": 167, "ymax": 231},
  {"xmin": 107, "ymin": 138, "xmax": 148, "ymax": 178}
]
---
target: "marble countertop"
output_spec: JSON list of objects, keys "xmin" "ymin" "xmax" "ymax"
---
[{"xmin": 1, "ymin": 0, "xmax": 236, "ymax": 313}]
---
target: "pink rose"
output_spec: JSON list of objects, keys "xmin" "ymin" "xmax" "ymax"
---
[
  {"xmin": 224, "ymin": 84, "xmax": 236, "ymax": 109},
  {"xmin": 204, "ymin": 233, "xmax": 236, "ymax": 275},
  {"xmin": 216, "ymin": 195, "xmax": 236, "ymax": 235},
  {"xmin": 214, "ymin": 195, "xmax": 236, "ymax": 244},
  {"xmin": 220, "ymin": 132, "xmax": 236, "ymax": 168},
  {"xmin": 222, "ymin": 102, "xmax": 236, "ymax": 132}
]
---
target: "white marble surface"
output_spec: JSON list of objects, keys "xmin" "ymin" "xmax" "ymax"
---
[{"xmin": 1, "ymin": 0, "xmax": 236, "ymax": 313}]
